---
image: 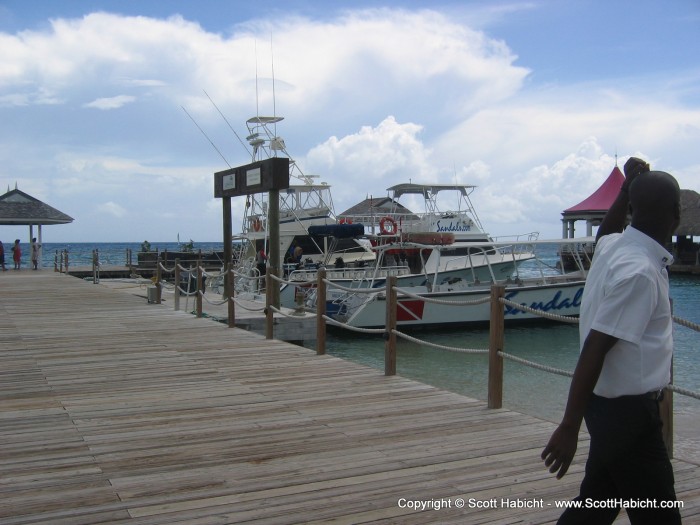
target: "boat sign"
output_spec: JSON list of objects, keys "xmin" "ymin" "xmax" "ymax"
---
[{"xmin": 504, "ymin": 287, "xmax": 583, "ymax": 316}]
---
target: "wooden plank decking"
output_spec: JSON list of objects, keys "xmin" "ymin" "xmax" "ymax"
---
[{"xmin": 1, "ymin": 271, "xmax": 698, "ymax": 524}]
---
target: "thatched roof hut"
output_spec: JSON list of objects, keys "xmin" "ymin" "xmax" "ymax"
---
[
  {"xmin": 0, "ymin": 187, "xmax": 73, "ymax": 244},
  {"xmin": 677, "ymin": 189, "xmax": 700, "ymax": 237}
]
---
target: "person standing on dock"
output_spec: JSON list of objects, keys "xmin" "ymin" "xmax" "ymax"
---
[
  {"xmin": 31, "ymin": 238, "xmax": 41, "ymax": 270},
  {"xmin": 256, "ymin": 244, "xmax": 268, "ymax": 292},
  {"xmin": 0, "ymin": 240, "xmax": 6, "ymax": 271},
  {"xmin": 11, "ymin": 239, "xmax": 21, "ymax": 270},
  {"xmin": 542, "ymin": 157, "xmax": 682, "ymax": 524}
]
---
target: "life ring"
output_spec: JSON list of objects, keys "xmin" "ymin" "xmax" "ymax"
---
[
  {"xmin": 379, "ymin": 216, "xmax": 398, "ymax": 235},
  {"xmin": 252, "ymin": 218, "xmax": 262, "ymax": 232}
]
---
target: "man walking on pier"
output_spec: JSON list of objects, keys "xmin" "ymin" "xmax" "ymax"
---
[{"xmin": 541, "ymin": 157, "xmax": 682, "ymax": 524}]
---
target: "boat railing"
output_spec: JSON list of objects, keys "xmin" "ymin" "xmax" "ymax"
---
[
  {"xmin": 288, "ymin": 265, "xmax": 410, "ymax": 283},
  {"xmin": 491, "ymin": 231, "xmax": 540, "ymax": 243}
]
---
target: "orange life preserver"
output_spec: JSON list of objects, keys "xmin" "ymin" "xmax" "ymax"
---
[
  {"xmin": 379, "ymin": 216, "xmax": 398, "ymax": 235},
  {"xmin": 252, "ymin": 218, "xmax": 262, "ymax": 232}
]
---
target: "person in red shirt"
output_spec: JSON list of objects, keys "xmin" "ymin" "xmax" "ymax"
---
[{"xmin": 11, "ymin": 239, "xmax": 21, "ymax": 270}]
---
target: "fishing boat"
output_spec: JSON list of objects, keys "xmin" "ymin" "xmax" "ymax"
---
[
  {"xmin": 276, "ymin": 183, "xmax": 536, "ymax": 308},
  {"xmin": 232, "ymin": 116, "xmax": 375, "ymax": 292},
  {"xmin": 316, "ymin": 238, "xmax": 589, "ymax": 328}
]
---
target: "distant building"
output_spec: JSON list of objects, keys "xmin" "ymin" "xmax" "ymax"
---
[
  {"xmin": 338, "ymin": 196, "xmax": 416, "ymax": 234},
  {"xmin": 561, "ymin": 166, "xmax": 699, "ymax": 270},
  {"xmin": 561, "ymin": 165, "xmax": 624, "ymax": 239}
]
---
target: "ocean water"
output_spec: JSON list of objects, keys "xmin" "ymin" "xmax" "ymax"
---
[
  {"xmin": 12, "ymin": 241, "xmax": 699, "ymax": 462},
  {"xmin": 16, "ymin": 241, "xmax": 227, "ymax": 269}
]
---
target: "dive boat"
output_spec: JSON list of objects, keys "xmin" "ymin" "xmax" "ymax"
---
[
  {"xmin": 316, "ymin": 238, "xmax": 589, "ymax": 328},
  {"xmin": 276, "ymin": 183, "xmax": 536, "ymax": 308}
]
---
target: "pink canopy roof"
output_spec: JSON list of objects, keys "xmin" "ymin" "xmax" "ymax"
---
[{"xmin": 563, "ymin": 166, "xmax": 624, "ymax": 214}]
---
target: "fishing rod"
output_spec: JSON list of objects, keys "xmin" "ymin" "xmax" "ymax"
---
[
  {"xmin": 181, "ymin": 105, "xmax": 231, "ymax": 168},
  {"xmin": 203, "ymin": 90, "xmax": 251, "ymax": 158}
]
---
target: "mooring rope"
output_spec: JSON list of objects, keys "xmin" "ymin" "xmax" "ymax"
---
[
  {"xmin": 667, "ymin": 383, "xmax": 700, "ymax": 400},
  {"xmin": 324, "ymin": 279, "xmax": 387, "ymax": 294},
  {"xmin": 322, "ymin": 315, "xmax": 386, "ymax": 334},
  {"xmin": 200, "ymin": 293, "xmax": 228, "ymax": 307},
  {"xmin": 392, "ymin": 329, "xmax": 488, "ymax": 354},
  {"xmin": 269, "ymin": 273, "xmax": 315, "ymax": 287},
  {"xmin": 673, "ymin": 315, "xmax": 700, "ymax": 333},
  {"xmin": 396, "ymin": 288, "xmax": 491, "ymax": 306},
  {"xmin": 498, "ymin": 350, "xmax": 574, "ymax": 378}
]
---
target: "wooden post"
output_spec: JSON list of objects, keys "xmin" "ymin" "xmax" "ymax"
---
[
  {"xmin": 316, "ymin": 269, "xmax": 327, "ymax": 355},
  {"xmin": 196, "ymin": 264, "xmax": 203, "ymax": 318},
  {"xmin": 174, "ymin": 259, "xmax": 181, "ymax": 311},
  {"xmin": 155, "ymin": 258, "xmax": 163, "ymax": 304},
  {"xmin": 92, "ymin": 249, "xmax": 99, "ymax": 284},
  {"xmin": 64, "ymin": 250, "xmax": 69, "ymax": 272},
  {"xmin": 384, "ymin": 275, "xmax": 397, "ymax": 376},
  {"xmin": 54, "ymin": 251, "xmax": 58, "ymax": 272},
  {"xmin": 265, "ymin": 272, "xmax": 273, "ymax": 339},
  {"xmin": 268, "ymin": 188, "xmax": 281, "ymax": 309},
  {"xmin": 488, "ymin": 285, "xmax": 505, "ymax": 409},
  {"xmin": 226, "ymin": 263, "xmax": 235, "ymax": 328},
  {"xmin": 222, "ymin": 196, "xmax": 232, "ymax": 289}
]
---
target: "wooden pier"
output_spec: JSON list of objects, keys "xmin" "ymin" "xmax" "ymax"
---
[{"xmin": 1, "ymin": 271, "xmax": 698, "ymax": 524}]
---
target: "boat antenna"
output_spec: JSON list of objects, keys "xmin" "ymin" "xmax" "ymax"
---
[
  {"xmin": 203, "ymin": 90, "xmax": 251, "ymax": 157},
  {"xmin": 255, "ymin": 39, "xmax": 259, "ymax": 119},
  {"xmin": 270, "ymin": 35, "xmax": 277, "ymax": 135},
  {"xmin": 181, "ymin": 105, "xmax": 231, "ymax": 167}
]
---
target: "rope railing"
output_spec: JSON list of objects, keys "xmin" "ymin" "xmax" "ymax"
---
[
  {"xmin": 392, "ymin": 329, "xmax": 488, "ymax": 355},
  {"xmin": 315, "ymin": 276, "xmax": 697, "ymax": 458},
  {"xmin": 667, "ymin": 383, "xmax": 700, "ymax": 401},
  {"xmin": 142, "ymin": 256, "xmax": 700, "ymax": 458},
  {"xmin": 323, "ymin": 314, "xmax": 386, "ymax": 334},
  {"xmin": 497, "ymin": 350, "xmax": 574, "ymax": 378},
  {"xmin": 324, "ymin": 278, "xmax": 387, "ymax": 294},
  {"xmin": 673, "ymin": 315, "xmax": 700, "ymax": 332},
  {"xmin": 269, "ymin": 272, "xmax": 315, "ymax": 288},
  {"xmin": 397, "ymin": 287, "xmax": 491, "ymax": 307}
]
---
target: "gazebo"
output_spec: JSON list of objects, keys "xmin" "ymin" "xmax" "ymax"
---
[
  {"xmin": 561, "ymin": 165, "xmax": 624, "ymax": 239},
  {"xmin": 0, "ymin": 186, "xmax": 74, "ymax": 247},
  {"xmin": 339, "ymin": 196, "xmax": 416, "ymax": 235}
]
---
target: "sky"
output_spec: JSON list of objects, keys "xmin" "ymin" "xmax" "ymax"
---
[{"xmin": 1, "ymin": 0, "xmax": 699, "ymax": 243}]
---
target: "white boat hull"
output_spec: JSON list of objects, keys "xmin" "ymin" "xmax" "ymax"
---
[
  {"xmin": 335, "ymin": 279, "xmax": 584, "ymax": 328},
  {"xmin": 278, "ymin": 256, "xmax": 528, "ymax": 309}
]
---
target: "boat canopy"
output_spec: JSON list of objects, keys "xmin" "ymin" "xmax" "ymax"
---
[
  {"xmin": 308, "ymin": 223, "xmax": 365, "ymax": 239},
  {"xmin": 387, "ymin": 183, "xmax": 477, "ymax": 199}
]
